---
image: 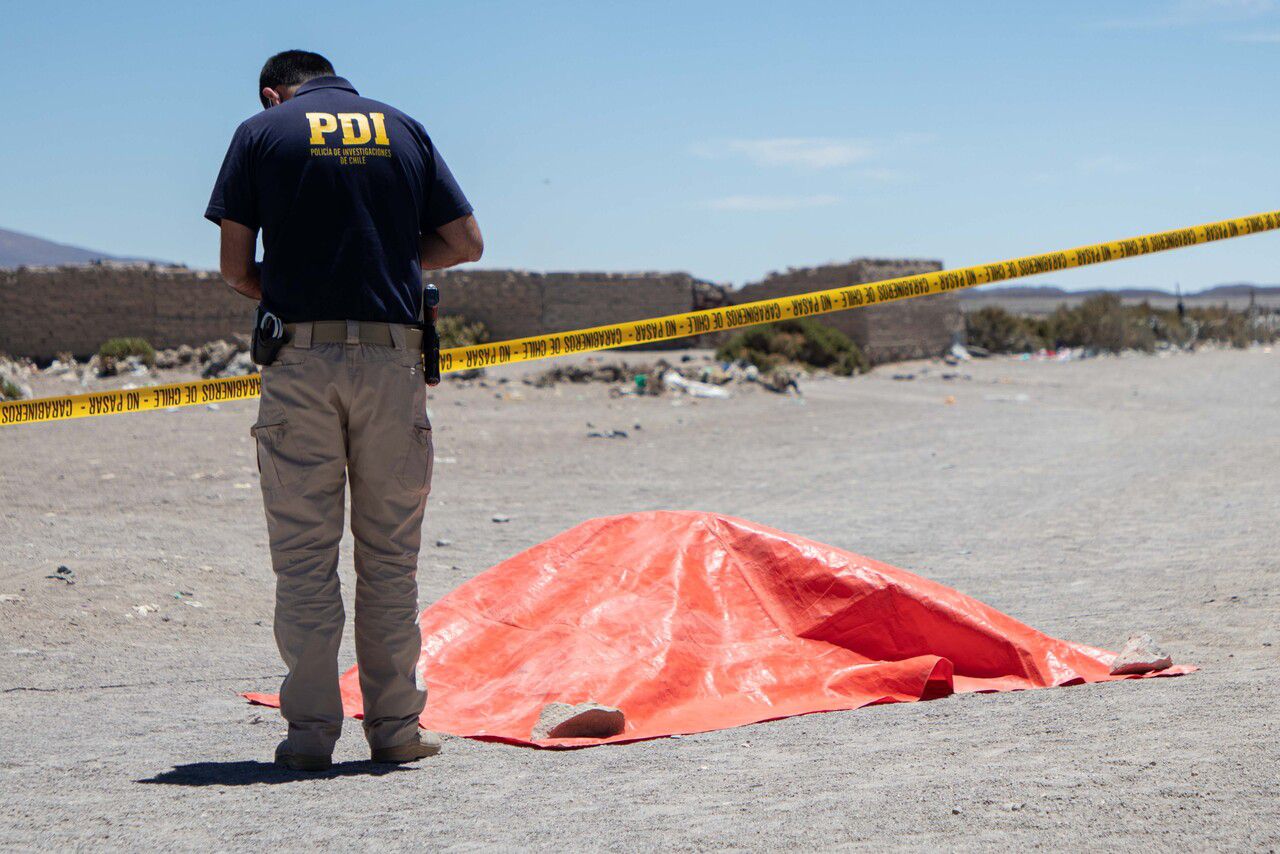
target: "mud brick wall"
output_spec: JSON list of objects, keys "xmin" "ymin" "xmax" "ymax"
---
[
  {"xmin": 730, "ymin": 259, "xmax": 962, "ymax": 364},
  {"xmin": 0, "ymin": 258, "xmax": 961, "ymax": 365},
  {"xmin": 428, "ymin": 269, "xmax": 702, "ymax": 344},
  {"xmin": 0, "ymin": 264, "xmax": 254, "ymax": 362}
]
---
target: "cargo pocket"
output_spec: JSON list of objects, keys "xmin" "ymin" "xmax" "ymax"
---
[
  {"xmin": 396, "ymin": 424, "xmax": 434, "ymax": 495},
  {"xmin": 250, "ymin": 418, "xmax": 304, "ymax": 491}
]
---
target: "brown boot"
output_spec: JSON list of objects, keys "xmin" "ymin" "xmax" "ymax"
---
[
  {"xmin": 370, "ymin": 731, "xmax": 443, "ymax": 763},
  {"xmin": 274, "ymin": 739, "xmax": 332, "ymax": 772}
]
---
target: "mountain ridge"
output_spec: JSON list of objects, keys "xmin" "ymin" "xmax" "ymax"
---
[{"xmin": 0, "ymin": 227, "xmax": 163, "ymax": 269}]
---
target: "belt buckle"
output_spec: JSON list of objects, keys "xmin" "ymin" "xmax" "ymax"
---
[{"xmin": 345, "ymin": 319, "xmax": 360, "ymax": 346}]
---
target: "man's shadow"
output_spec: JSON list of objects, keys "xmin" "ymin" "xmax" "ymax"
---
[{"xmin": 138, "ymin": 760, "xmax": 411, "ymax": 786}]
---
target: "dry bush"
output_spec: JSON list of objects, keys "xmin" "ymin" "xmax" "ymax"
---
[
  {"xmin": 437, "ymin": 316, "xmax": 489, "ymax": 349},
  {"xmin": 716, "ymin": 318, "xmax": 869, "ymax": 376}
]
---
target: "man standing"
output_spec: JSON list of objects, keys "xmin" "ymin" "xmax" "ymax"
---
[{"xmin": 206, "ymin": 50, "xmax": 482, "ymax": 771}]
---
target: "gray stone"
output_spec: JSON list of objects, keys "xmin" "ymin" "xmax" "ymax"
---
[
  {"xmin": 531, "ymin": 702, "xmax": 625, "ymax": 740},
  {"xmin": 1109, "ymin": 633, "xmax": 1173, "ymax": 675}
]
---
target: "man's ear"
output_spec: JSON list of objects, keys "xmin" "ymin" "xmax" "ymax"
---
[{"xmin": 261, "ymin": 86, "xmax": 282, "ymax": 108}]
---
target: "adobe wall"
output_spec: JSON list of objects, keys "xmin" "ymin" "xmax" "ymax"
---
[
  {"xmin": 0, "ymin": 264, "xmax": 253, "ymax": 362},
  {"xmin": 426, "ymin": 269, "xmax": 700, "ymax": 342},
  {"xmin": 732, "ymin": 259, "xmax": 962, "ymax": 363},
  {"xmin": 0, "ymin": 258, "xmax": 961, "ymax": 365}
]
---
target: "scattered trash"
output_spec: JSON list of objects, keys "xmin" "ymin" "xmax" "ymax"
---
[
  {"xmin": 759, "ymin": 367, "xmax": 801, "ymax": 395},
  {"xmin": 491, "ymin": 515, "xmax": 512, "ymax": 524},
  {"xmin": 944, "ymin": 395, "xmax": 957, "ymax": 405},
  {"xmin": 587, "ymin": 429, "xmax": 629, "ymax": 439},
  {"xmin": 949, "ymin": 343, "xmax": 973, "ymax": 362},
  {"xmin": 46, "ymin": 566, "xmax": 75, "ymax": 585},
  {"xmin": 0, "ymin": 594, "xmax": 26, "ymax": 604},
  {"xmin": 663, "ymin": 371, "xmax": 731, "ymax": 399},
  {"xmin": 201, "ymin": 340, "xmax": 255, "ymax": 379},
  {"xmin": 984, "ymin": 393, "xmax": 1031, "ymax": 403},
  {"xmin": 532, "ymin": 701, "xmax": 626, "ymax": 740},
  {"xmin": 892, "ymin": 373, "xmax": 915, "ymax": 381},
  {"xmin": 133, "ymin": 604, "xmax": 159, "ymax": 616},
  {"xmin": 1109, "ymin": 633, "xmax": 1173, "ymax": 675},
  {"xmin": 173, "ymin": 591, "xmax": 204, "ymax": 608},
  {"xmin": 435, "ymin": 539, "xmax": 453, "ymax": 548},
  {"xmin": 0, "ymin": 354, "xmax": 35, "ymax": 400}
]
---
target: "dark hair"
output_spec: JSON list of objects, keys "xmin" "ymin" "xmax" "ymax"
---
[{"xmin": 259, "ymin": 50, "xmax": 335, "ymax": 107}]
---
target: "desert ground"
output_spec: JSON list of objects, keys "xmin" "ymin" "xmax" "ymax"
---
[{"xmin": 0, "ymin": 346, "xmax": 1276, "ymax": 850}]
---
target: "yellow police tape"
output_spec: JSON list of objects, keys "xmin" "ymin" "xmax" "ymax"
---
[{"xmin": 3, "ymin": 209, "xmax": 1278, "ymax": 427}]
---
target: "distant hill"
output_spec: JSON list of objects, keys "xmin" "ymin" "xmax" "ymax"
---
[
  {"xmin": 1195, "ymin": 283, "xmax": 1280, "ymax": 298},
  {"xmin": 960, "ymin": 283, "xmax": 1280, "ymax": 300},
  {"xmin": 0, "ymin": 227, "xmax": 162, "ymax": 268}
]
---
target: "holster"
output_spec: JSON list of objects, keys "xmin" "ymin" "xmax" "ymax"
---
[
  {"xmin": 251, "ymin": 305, "xmax": 287, "ymax": 367},
  {"xmin": 422, "ymin": 283, "xmax": 441, "ymax": 386}
]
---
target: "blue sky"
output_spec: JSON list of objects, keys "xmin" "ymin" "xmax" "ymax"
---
[{"xmin": 1, "ymin": 0, "xmax": 1277, "ymax": 289}]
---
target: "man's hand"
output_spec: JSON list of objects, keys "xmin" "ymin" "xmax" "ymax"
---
[
  {"xmin": 419, "ymin": 214, "xmax": 483, "ymax": 270},
  {"xmin": 219, "ymin": 219, "xmax": 263, "ymax": 300}
]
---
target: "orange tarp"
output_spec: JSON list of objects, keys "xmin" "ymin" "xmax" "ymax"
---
[{"xmin": 247, "ymin": 512, "xmax": 1191, "ymax": 746}]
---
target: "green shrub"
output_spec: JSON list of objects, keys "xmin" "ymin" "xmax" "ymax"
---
[
  {"xmin": 716, "ymin": 318, "xmax": 869, "ymax": 376},
  {"xmin": 1044, "ymin": 294, "xmax": 1156, "ymax": 353},
  {"xmin": 437, "ymin": 316, "xmax": 489, "ymax": 349},
  {"xmin": 1188, "ymin": 305, "xmax": 1276, "ymax": 348},
  {"xmin": 1, "ymin": 377, "xmax": 22, "ymax": 401},
  {"xmin": 964, "ymin": 296, "xmax": 1276, "ymax": 355},
  {"xmin": 98, "ymin": 337, "xmax": 156, "ymax": 367},
  {"xmin": 964, "ymin": 306, "xmax": 1046, "ymax": 353}
]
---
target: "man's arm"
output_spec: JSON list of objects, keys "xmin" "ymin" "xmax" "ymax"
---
[
  {"xmin": 419, "ymin": 214, "xmax": 484, "ymax": 270},
  {"xmin": 219, "ymin": 219, "xmax": 263, "ymax": 300}
]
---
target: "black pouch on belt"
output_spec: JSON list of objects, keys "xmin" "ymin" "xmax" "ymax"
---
[
  {"xmin": 251, "ymin": 305, "xmax": 287, "ymax": 367},
  {"xmin": 422, "ymin": 283, "xmax": 441, "ymax": 386}
]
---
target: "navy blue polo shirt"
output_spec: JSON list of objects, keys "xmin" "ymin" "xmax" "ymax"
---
[{"xmin": 205, "ymin": 76, "xmax": 472, "ymax": 324}]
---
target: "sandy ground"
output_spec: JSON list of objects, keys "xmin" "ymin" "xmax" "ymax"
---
[{"xmin": 1, "ymin": 347, "xmax": 1277, "ymax": 851}]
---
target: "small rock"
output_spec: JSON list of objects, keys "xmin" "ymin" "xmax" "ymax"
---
[
  {"xmin": 531, "ymin": 702, "xmax": 625, "ymax": 740},
  {"xmin": 435, "ymin": 539, "xmax": 453, "ymax": 547},
  {"xmin": 1109, "ymin": 633, "xmax": 1173, "ymax": 675},
  {"xmin": 491, "ymin": 515, "xmax": 511, "ymax": 524}
]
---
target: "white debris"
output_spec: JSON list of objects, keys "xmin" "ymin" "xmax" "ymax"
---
[{"xmin": 663, "ymin": 370, "xmax": 731, "ymax": 399}]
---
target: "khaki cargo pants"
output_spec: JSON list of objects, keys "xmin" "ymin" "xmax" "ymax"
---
[{"xmin": 252, "ymin": 329, "xmax": 433, "ymax": 756}]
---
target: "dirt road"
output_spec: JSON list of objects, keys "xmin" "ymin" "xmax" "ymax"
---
[{"xmin": 1, "ymin": 348, "xmax": 1276, "ymax": 850}]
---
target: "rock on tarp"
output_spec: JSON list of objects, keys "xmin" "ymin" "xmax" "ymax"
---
[{"xmin": 246, "ymin": 511, "xmax": 1193, "ymax": 747}]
